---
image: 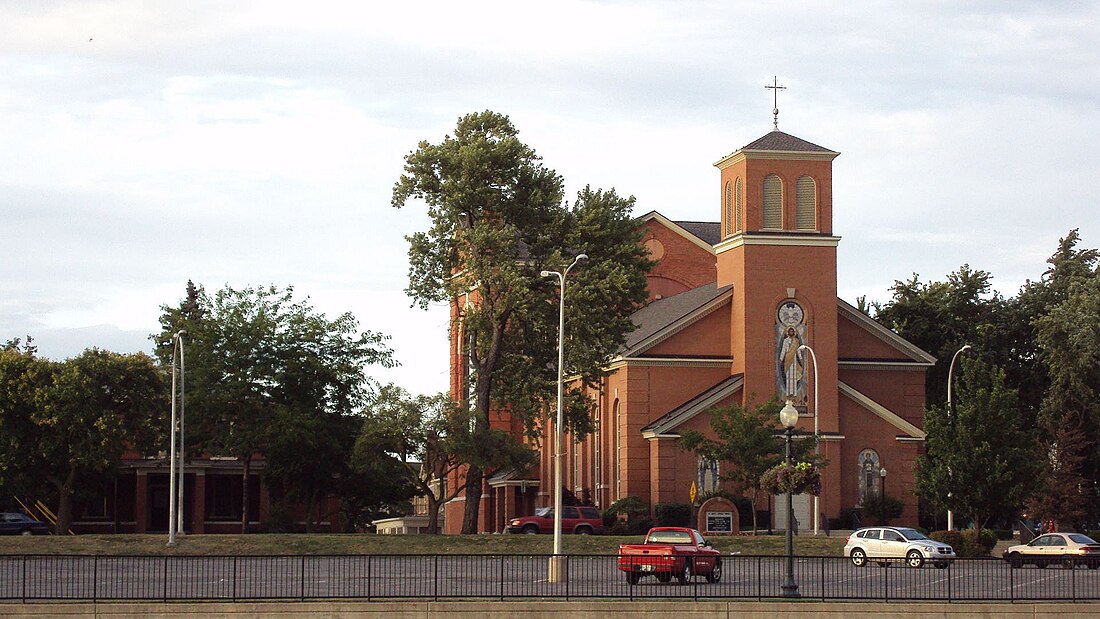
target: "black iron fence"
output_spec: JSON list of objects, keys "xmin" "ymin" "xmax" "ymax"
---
[{"xmin": 0, "ymin": 553, "xmax": 1098, "ymax": 602}]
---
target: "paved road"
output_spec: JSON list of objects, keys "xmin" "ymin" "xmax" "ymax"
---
[{"xmin": 0, "ymin": 554, "xmax": 1097, "ymax": 601}]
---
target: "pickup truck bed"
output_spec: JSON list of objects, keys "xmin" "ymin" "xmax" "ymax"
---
[{"xmin": 616, "ymin": 527, "xmax": 723, "ymax": 585}]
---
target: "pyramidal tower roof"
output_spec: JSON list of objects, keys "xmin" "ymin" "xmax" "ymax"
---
[
  {"xmin": 714, "ymin": 129, "xmax": 839, "ymax": 167},
  {"xmin": 741, "ymin": 130, "xmax": 834, "ymax": 153}
]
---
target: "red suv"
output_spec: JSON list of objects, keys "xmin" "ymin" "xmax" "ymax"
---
[{"xmin": 507, "ymin": 506, "xmax": 604, "ymax": 535}]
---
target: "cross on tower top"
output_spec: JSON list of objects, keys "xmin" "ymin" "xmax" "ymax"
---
[{"xmin": 765, "ymin": 76, "xmax": 787, "ymax": 130}]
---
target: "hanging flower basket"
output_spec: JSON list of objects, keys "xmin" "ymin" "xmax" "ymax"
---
[{"xmin": 760, "ymin": 461, "xmax": 822, "ymax": 496}]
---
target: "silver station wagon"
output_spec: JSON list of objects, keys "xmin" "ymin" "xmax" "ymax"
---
[{"xmin": 844, "ymin": 526, "xmax": 955, "ymax": 568}]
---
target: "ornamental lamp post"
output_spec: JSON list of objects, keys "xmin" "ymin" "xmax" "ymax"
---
[
  {"xmin": 797, "ymin": 344, "xmax": 819, "ymax": 535},
  {"xmin": 946, "ymin": 344, "xmax": 971, "ymax": 531},
  {"xmin": 541, "ymin": 253, "xmax": 587, "ymax": 585},
  {"xmin": 879, "ymin": 467, "xmax": 888, "ymax": 524},
  {"xmin": 779, "ymin": 399, "xmax": 800, "ymax": 598}
]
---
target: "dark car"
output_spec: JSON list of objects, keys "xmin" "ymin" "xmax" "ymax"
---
[
  {"xmin": 506, "ymin": 506, "xmax": 604, "ymax": 534},
  {"xmin": 0, "ymin": 512, "xmax": 51, "ymax": 535}
]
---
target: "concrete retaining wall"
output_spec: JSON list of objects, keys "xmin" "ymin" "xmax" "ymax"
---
[{"xmin": 1, "ymin": 600, "xmax": 1098, "ymax": 618}]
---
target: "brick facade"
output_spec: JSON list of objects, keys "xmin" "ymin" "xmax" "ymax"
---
[{"xmin": 447, "ymin": 129, "xmax": 933, "ymax": 533}]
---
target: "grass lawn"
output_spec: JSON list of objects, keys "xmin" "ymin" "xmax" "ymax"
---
[{"xmin": 0, "ymin": 531, "xmax": 850, "ymax": 556}]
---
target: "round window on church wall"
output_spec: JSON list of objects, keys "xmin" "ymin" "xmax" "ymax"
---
[{"xmin": 644, "ymin": 238, "xmax": 665, "ymax": 260}]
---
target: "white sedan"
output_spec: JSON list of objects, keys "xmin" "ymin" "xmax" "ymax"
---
[
  {"xmin": 1003, "ymin": 532, "xmax": 1100, "ymax": 569},
  {"xmin": 844, "ymin": 526, "xmax": 955, "ymax": 568}
]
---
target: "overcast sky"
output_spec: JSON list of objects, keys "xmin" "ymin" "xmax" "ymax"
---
[{"xmin": 2, "ymin": 1, "xmax": 1097, "ymax": 397}]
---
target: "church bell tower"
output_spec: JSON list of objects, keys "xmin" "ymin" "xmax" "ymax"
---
[{"xmin": 713, "ymin": 126, "xmax": 841, "ymax": 433}]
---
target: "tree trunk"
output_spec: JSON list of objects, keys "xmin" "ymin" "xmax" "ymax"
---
[
  {"xmin": 460, "ymin": 311, "xmax": 508, "ymax": 534},
  {"xmin": 461, "ymin": 464, "xmax": 483, "ymax": 534},
  {"xmin": 305, "ymin": 489, "xmax": 318, "ymax": 533},
  {"xmin": 426, "ymin": 495, "xmax": 441, "ymax": 534},
  {"xmin": 241, "ymin": 456, "xmax": 252, "ymax": 534},
  {"xmin": 54, "ymin": 467, "xmax": 78, "ymax": 534}
]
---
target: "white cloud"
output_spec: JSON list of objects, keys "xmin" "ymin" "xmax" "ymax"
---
[{"xmin": 1, "ymin": 1, "xmax": 1098, "ymax": 395}]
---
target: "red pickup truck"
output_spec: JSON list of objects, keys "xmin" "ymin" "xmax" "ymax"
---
[{"xmin": 616, "ymin": 526, "xmax": 723, "ymax": 585}]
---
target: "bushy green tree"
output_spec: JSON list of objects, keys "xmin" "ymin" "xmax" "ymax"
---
[
  {"xmin": 915, "ymin": 359, "xmax": 1037, "ymax": 537},
  {"xmin": 873, "ymin": 265, "xmax": 1004, "ymax": 407},
  {"xmin": 679, "ymin": 399, "xmax": 813, "ymax": 534},
  {"xmin": 392, "ymin": 110, "xmax": 652, "ymax": 532},
  {"xmin": 0, "ymin": 348, "xmax": 165, "ymax": 532},
  {"xmin": 155, "ymin": 283, "xmax": 395, "ymax": 532}
]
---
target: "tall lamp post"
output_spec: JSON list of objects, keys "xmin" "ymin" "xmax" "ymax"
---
[
  {"xmin": 797, "ymin": 344, "xmax": 819, "ymax": 535},
  {"xmin": 779, "ymin": 400, "xmax": 800, "ymax": 598},
  {"xmin": 879, "ymin": 467, "xmax": 888, "ymax": 523},
  {"xmin": 167, "ymin": 330, "xmax": 187, "ymax": 546},
  {"xmin": 946, "ymin": 344, "xmax": 971, "ymax": 531},
  {"xmin": 541, "ymin": 253, "xmax": 587, "ymax": 584}
]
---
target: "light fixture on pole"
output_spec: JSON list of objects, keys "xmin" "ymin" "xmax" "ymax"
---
[
  {"xmin": 177, "ymin": 331, "xmax": 187, "ymax": 537},
  {"xmin": 879, "ymin": 467, "xmax": 888, "ymax": 524},
  {"xmin": 797, "ymin": 344, "xmax": 818, "ymax": 535},
  {"xmin": 540, "ymin": 252, "xmax": 587, "ymax": 585},
  {"xmin": 167, "ymin": 330, "xmax": 186, "ymax": 546},
  {"xmin": 779, "ymin": 399, "xmax": 800, "ymax": 598},
  {"xmin": 945, "ymin": 344, "xmax": 971, "ymax": 531}
]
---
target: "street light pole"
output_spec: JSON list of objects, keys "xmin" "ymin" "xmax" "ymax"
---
[
  {"xmin": 797, "ymin": 344, "xmax": 818, "ymax": 535},
  {"xmin": 879, "ymin": 467, "xmax": 888, "ymax": 524},
  {"xmin": 167, "ymin": 330, "xmax": 186, "ymax": 547},
  {"xmin": 779, "ymin": 400, "xmax": 800, "ymax": 598},
  {"xmin": 541, "ymin": 253, "xmax": 587, "ymax": 585},
  {"xmin": 176, "ymin": 331, "xmax": 187, "ymax": 536},
  {"xmin": 946, "ymin": 344, "xmax": 971, "ymax": 531}
]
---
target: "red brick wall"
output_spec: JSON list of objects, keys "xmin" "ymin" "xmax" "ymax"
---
[{"xmin": 641, "ymin": 219, "xmax": 715, "ymax": 300}]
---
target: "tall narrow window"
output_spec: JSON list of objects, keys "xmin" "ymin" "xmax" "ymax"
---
[
  {"xmin": 734, "ymin": 177, "xmax": 743, "ymax": 233},
  {"xmin": 698, "ymin": 457, "xmax": 720, "ymax": 493},
  {"xmin": 593, "ymin": 406, "xmax": 601, "ymax": 508},
  {"xmin": 796, "ymin": 175, "xmax": 816, "ymax": 230},
  {"xmin": 763, "ymin": 174, "xmax": 783, "ymax": 229},
  {"xmin": 857, "ymin": 448, "xmax": 881, "ymax": 505},
  {"xmin": 614, "ymin": 399, "xmax": 622, "ymax": 500},
  {"xmin": 724, "ymin": 181, "xmax": 733, "ymax": 236}
]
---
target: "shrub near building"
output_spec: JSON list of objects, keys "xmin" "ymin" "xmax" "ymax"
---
[{"xmin": 930, "ymin": 529, "xmax": 997, "ymax": 557}]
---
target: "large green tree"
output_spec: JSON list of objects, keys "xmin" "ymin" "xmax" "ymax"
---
[
  {"xmin": 155, "ymin": 283, "xmax": 395, "ymax": 532},
  {"xmin": 392, "ymin": 110, "xmax": 652, "ymax": 532},
  {"xmin": 873, "ymin": 264, "xmax": 1005, "ymax": 407},
  {"xmin": 0, "ymin": 348, "xmax": 165, "ymax": 532},
  {"xmin": 915, "ymin": 358, "xmax": 1037, "ymax": 536},
  {"xmin": 1033, "ymin": 272, "xmax": 1100, "ymax": 524}
]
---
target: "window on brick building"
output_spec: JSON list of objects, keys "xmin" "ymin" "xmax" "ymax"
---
[
  {"xmin": 796, "ymin": 175, "xmax": 816, "ymax": 230},
  {"xmin": 763, "ymin": 174, "xmax": 782, "ymax": 229},
  {"xmin": 735, "ymin": 177, "xmax": 743, "ymax": 233},
  {"xmin": 857, "ymin": 448, "xmax": 881, "ymax": 505},
  {"xmin": 724, "ymin": 181, "xmax": 733, "ymax": 236},
  {"xmin": 698, "ymin": 457, "xmax": 719, "ymax": 493}
]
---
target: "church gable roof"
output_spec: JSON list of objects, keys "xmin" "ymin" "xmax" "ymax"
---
[
  {"xmin": 641, "ymin": 374, "xmax": 744, "ymax": 437},
  {"xmin": 674, "ymin": 221, "xmax": 721, "ymax": 246},
  {"xmin": 637, "ymin": 211, "xmax": 717, "ymax": 253},
  {"xmin": 622, "ymin": 283, "xmax": 733, "ymax": 356},
  {"xmin": 836, "ymin": 299, "xmax": 937, "ymax": 365},
  {"xmin": 839, "ymin": 382, "xmax": 926, "ymax": 439},
  {"xmin": 742, "ymin": 130, "xmax": 835, "ymax": 153}
]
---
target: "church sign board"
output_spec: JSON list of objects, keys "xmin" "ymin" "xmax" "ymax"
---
[{"xmin": 697, "ymin": 497, "xmax": 739, "ymax": 536}]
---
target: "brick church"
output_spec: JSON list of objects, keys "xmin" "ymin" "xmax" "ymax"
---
[{"xmin": 444, "ymin": 126, "xmax": 935, "ymax": 534}]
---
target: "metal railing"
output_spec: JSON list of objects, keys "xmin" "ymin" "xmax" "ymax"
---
[{"xmin": 0, "ymin": 553, "xmax": 1097, "ymax": 602}]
